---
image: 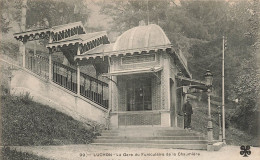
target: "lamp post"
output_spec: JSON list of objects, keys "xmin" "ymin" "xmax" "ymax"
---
[{"xmin": 204, "ymin": 70, "xmax": 214, "ymax": 151}]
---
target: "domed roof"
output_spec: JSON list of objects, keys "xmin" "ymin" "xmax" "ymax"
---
[{"xmin": 113, "ymin": 24, "xmax": 171, "ymax": 51}]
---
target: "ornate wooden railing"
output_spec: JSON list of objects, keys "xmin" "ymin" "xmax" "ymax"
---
[
  {"xmin": 52, "ymin": 61, "xmax": 78, "ymax": 93},
  {"xmin": 25, "ymin": 52, "xmax": 49, "ymax": 79},
  {"xmin": 80, "ymin": 72, "xmax": 109, "ymax": 108},
  {"xmin": 25, "ymin": 52, "xmax": 109, "ymax": 109}
]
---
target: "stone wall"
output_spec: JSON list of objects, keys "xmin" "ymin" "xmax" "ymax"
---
[{"xmin": 10, "ymin": 68, "xmax": 107, "ymax": 126}]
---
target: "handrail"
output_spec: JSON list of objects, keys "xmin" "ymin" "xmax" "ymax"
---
[
  {"xmin": 53, "ymin": 61, "xmax": 76, "ymax": 73},
  {"xmin": 24, "ymin": 52, "xmax": 109, "ymax": 109},
  {"xmin": 25, "ymin": 52, "xmax": 49, "ymax": 79},
  {"xmin": 80, "ymin": 72, "xmax": 108, "ymax": 87},
  {"xmin": 0, "ymin": 58, "xmax": 20, "ymax": 68}
]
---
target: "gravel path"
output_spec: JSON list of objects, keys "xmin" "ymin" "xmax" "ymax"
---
[{"xmin": 10, "ymin": 145, "xmax": 260, "ymax": 160}]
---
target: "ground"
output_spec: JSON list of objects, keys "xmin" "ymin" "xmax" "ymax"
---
[{"xmin": 8, "ymin": 145, "xmax": 260, "ymax": 160}]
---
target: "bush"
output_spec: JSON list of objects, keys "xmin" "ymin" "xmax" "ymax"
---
[
  {"xmin": 0, "ymin": 64, "xmax": 12, "ymax": 96},
  {"xmin": 19, "ymin": 92, "xmax": 33, "ymax": 104},
  {"xmin": 231, "ymin": 101, "xmax": 259, "ymax": 135}
]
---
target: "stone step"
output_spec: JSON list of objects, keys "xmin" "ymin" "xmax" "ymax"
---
[
  {"xmin": 100, "ymin": 132, "xmax": 200, "ymax": 137},
  {"xmin": 102, "ymin": 128, "xmax": 202, "ymax": 135},
  {"xmin": 94, "ymin": 139, "xmax": 208, "ymax": 144},
  {"xmin": 102, "ymin": 130, "xmax": 189, "ymax": 134},
  {"xmin": 102, "ymin": 127, "xmax": 183, "ymax": 133},
  {"xmin": 102, "ymin": 128, "xmax": 184, "ymax": 132},
  {"xmin": 96, "ymin": 136, "xmax": 206, "ymax": 140},
  {"xmin": 94, "ymin": 127, "xmax": 208, "ymax": 150},
  {"xmin": 91, "ymin": 143, "xmax": 207, "ymax": 150}
]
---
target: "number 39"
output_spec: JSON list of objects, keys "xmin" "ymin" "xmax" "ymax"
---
[{"xmin": 80, "ymin": 153, "xmax": 86, "ymax": 157}]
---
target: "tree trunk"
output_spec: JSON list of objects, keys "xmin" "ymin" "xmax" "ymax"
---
[{"xmin": 21, "ymin": 0, "xmax": 27, "ymax": 31}]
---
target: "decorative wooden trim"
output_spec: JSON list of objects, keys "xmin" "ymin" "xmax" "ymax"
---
[{"xmin": 120, "ymin": 53, "xmax": 156, "ymax": 65}]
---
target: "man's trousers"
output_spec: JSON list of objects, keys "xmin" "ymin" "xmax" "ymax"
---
[{"xmin": 184, "ymin": 114, "xmax": 191, "ymax": 129}]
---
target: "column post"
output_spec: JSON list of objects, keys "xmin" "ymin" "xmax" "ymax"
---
[
  {"xmin": 108, "ymin": 57, "xmax": 119, "ymax": 129},
  {"xmin": 77, "ymin": 63, "xmax": 80, "ymax": 95},
  {"xmin": 77, "ymin": 45, "xmax": 81, "ymax": 95},
  {"xmin": 20, "ymin": 42, "xmax": 26, "ymax": 68},
  {"xmin": 160, "ymin": 52, "xmax": 171, "ymax": 127},
  {"xmin": 207, "ymin": 89, "xmax": 214, "ymax": 151},
  {"xmin": 48, "ymin": 49, "xmax": 52, "ymax": 81},
  {"xmin": 174, "ymin": 79, "xmax": 178, "ymax": 127},
  {"xmin": 162, "ymin": 54, "xmax": 170, "ymax": 110},
  {"xmin": 180, "ymin": 88, "xmax": 184, "ymax": 129}
]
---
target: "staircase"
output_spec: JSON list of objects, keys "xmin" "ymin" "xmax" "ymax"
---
[{"xmin": 92, "ymin": 127, "xmax": 208, "ymax": 150}]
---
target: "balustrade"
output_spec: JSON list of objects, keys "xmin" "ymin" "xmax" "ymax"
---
[
  {"xmin": 24, "ymin": 52, "xmax": 109, "ymax": 109},
  {"xmin": 25, "ymin": 52, "xmax": 49, "ymax": 79},
  {"xmin": 80, "ymin": 72, "xmax": 109, "ymax": 109},
  {"xmin": 52, "ymin": 61, "xmax": 78, "ymax": 93}
]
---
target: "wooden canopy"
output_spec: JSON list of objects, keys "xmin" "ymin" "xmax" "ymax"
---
[
  {"xmin": 14, "ymin": 21, "xmax": 86, "ymax": 43},
  {"xmin": 176, "ymin": 75, "xmax": 206, "ymax": 91},
  {"xmin": 13, "ymin": 21, "xmax": 110, "ymax": 64}
]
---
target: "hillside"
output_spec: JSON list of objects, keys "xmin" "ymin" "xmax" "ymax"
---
[
  {"xmin": 1, "ymin": 94, "xmax": 95, "ymax": 146},
  {"xmin": 191, "ymin": 99, "xmax": 259, "ymax": 146},
  {"xmin": 1, "ymin": 147, "xmax": 51, "ymax": 160}
]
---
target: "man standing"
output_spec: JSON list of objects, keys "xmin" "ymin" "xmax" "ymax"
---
[{"xmin": 183, "ymin": 98, "xmax": 193, "ymax": 129}]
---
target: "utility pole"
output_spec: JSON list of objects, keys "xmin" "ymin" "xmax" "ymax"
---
[
  {"xmin": 218, "ymin": 106, "xmax": 222, "ymax": 141},
  {"xmin": 222, "ymin": 36, "xmax": 226, "ymax": 144},
  {"xmin": 147, "ymin": 0, "xmax": 149, "ymax": 25}
]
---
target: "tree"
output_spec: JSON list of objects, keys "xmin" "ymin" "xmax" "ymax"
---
[
  {"xmin": 0, "ymin": 0, "xmax": 23, "ymax": 33},
  {"xmin": 26, "ymin": 0, "xmax": 90, "ymax": 29},
  {"xmin": 229, "ymin": 0, "xmax": 260, "ymax": 134},
  {"xmin": 100, "ymin": 0, "xmax": 170, "ymax": 34},
  {"xmin": 0, "ymin": 0, "xmax": 90, "ymax": 33}
]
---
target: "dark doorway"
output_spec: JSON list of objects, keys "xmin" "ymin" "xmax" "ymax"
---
[{"xmin": 126, "ymin": 77, "xmax": 152, "ymax": 111}]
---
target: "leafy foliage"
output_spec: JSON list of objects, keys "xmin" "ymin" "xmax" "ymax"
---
[
  {"xmin": 191, "ymin": 99, "xmax": 258, "ymax": 146},
  {"xmin": 0, "ymin": 0, "xmax": 90, "ymax": 32},
  {"xmin": 0, "ymin": 0, "xmax": 23, "ymax": 32},
  {"xmin": 26, "ymin": 0, "xmax": 90, "ymax": 28},
  {"xmin": 230, "ymin": 58, "xmax": 259, "ymax": 134},
  {"xmin": 100, "ymin": 0, "xmax": 169, "ymax": 34}
]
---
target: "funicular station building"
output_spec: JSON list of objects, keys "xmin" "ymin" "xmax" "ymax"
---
[{"xmin": 12, "ymin": 22, "xmax": 219, "ymax": 150}]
